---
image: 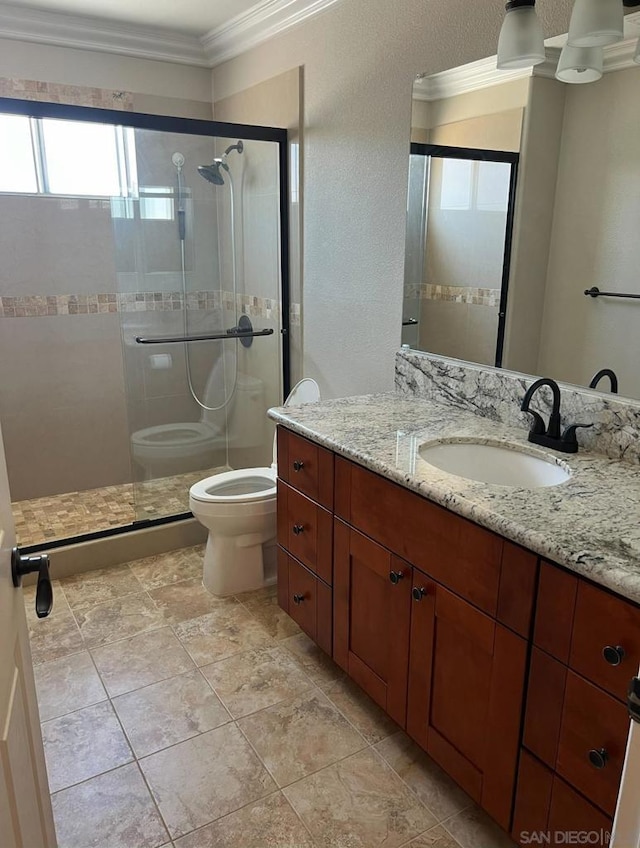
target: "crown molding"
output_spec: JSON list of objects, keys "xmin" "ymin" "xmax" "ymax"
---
[
  {"xmin": 414, "ymin": 32, "xmax": 640, "ymax": 102},
  {"xmin": 201, "ymin": 0, "xmax": 343, "ymax": 66},
  {"xmin": 0, "ymin": 3, "xmax": 209, "ymax": 66},
  {"xmin": 0, "ymin": 0, "xmax": 345, "ymax": 69},
  {"xmin": 412, "ymin": 57, "xmax": 531, "ymax": 103}
]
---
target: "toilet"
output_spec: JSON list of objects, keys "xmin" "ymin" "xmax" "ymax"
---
[
  {"xmin": 131, "ymin": 372, "xmax": 265, "ymax": 479},
  {"xmin": 189, "ymin": 378, "xmax": 321, "ymax": 597}
]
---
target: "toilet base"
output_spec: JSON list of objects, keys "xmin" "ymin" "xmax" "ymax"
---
[{"xmin": 202, "ymin": 531, "xmax": 272, "ymax": 597}]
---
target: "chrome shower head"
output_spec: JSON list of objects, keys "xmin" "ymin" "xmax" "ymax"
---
[{"xmin": 197, "ymin": 140, "xmax": 244, "ymax": 186}]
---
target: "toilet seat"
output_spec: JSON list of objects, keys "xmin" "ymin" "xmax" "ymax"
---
[
  {"xmin": 190, "ymin": 467, "xmax": 276, "ymax": 504},
  {"xmin": 132, "ymin": 422, "xmax": 219, "ymax": 450}
]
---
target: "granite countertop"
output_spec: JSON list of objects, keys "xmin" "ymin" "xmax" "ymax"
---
[{"xmin": 269, "ymin": 392, "xmax": 640, "ymax": 605}]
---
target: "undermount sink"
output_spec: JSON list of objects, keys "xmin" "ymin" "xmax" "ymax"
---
[{"xmin": 418, "ymin": 439, "xmax": 572, "ymax": 488}]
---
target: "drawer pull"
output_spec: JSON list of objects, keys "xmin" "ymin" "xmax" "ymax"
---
[
  {"xmin": 603, "ymin": 645, "xmax": 626, "ymax": 667},
  {"xmin": 389, "ymin": 571, "xmax": 404, "ymax": 585},
  {"xmin": 412, "ymin": 586, "xmax": 427, "ymax": 601},
  {"xmin": 293, "ymin": 460, "xmax": 305, "ymax": 472},
  {"xmin": 292, "ymin": 524, "xmax": 304, "ymax": 536},
  {"xmin": 588, "ymin": 748, "xmax": 609, "ymax": 770},
  {"xmin": 293, "ymin": 593, "xmax": 305, "ymax": 605}
]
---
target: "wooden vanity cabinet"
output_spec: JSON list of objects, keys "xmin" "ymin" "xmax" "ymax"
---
[
  {"xmin": 275, "ymin": 426, "xmax": 636, "ymax": 842},
  {"xmin": 332, "ymin": 453, "xmax": 534, "ymax": 832},
  {"xmin": 276, "ymin": 429, "xmax": 334, "ymax": 657},
  {"xmin": 407, "ymin": 573, "xmax": 528, "ymax": 830},
  {"xmin": 512, "ymin": 561, "xmax": 640, "ymax": 844},
  {"xmin": 333, "ymin": 521, "xmax": 412, "ymax": 726}
]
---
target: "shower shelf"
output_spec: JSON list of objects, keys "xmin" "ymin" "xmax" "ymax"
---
[{"xmin": 135, "ymin": 328, "xmax": 274, "ymax": 345}]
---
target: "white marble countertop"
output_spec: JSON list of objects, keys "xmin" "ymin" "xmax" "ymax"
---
[{"xmin": 269, "ymin": 392, "xmax": 640, "ymax": 605}]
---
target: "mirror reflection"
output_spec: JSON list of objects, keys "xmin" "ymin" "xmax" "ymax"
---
[{"xmin": 404, "ymin": 16, "xmax": 640, "ymax": 400}]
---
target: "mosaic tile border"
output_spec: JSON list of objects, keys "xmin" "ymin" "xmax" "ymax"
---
[
  {"xmin": 0, "ymin": 291, "xmax": 287, "ymax": 319},
  {"xmin": 404, "ymin": 283, "xmax": 500, "ymax": 308},
  {"xmin": 0, "ymin": 78, "xmax": 133, "ymax": 110}
]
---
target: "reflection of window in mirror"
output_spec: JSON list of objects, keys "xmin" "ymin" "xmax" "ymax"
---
[{"xmin": 404, "ymin": 145, "xmax": 518, "ymax": 368}]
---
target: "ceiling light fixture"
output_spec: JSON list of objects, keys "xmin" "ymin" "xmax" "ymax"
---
[
  {"xmin": 568, "ymin": 0, "xmax": 624, "ymax": 47},
  {"xmin": 555, "ymin": 44, "xmax": 604, "ymax": 82},
  {"xmin": 497, "ymin": 0, "xmax": 546, "ymax": 69}
]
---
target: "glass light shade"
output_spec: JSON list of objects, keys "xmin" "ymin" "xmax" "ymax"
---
[
  {"xmin": 568, "ymin": 0, "xmax": 624, "ymax": 47},
  {"xmin": 634, "ymin": 37, "xmax": 640, "ymax": 65},
  {"xmin": 555, "ymin": 44, "xmax": 603, "ymax": 83},
  {"xmin": 497, "ymin": 5, "xmax": 546, "ymax": 69}
]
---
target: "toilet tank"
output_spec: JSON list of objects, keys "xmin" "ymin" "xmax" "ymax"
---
[{"xmin": 226, "ymin": 374, "xmax": 266, "ymax": 448}]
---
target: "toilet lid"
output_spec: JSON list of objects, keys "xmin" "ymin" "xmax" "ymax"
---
[
  {"xmin": 190, "ymin": 468, "xmax": 276, "ymax": 504},
  {"xmin": 272, "ymin": 378, "xmax": 321, "ymax": 465}
]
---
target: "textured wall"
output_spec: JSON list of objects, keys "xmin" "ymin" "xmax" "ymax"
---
[
  {"xmin": 537, "ymin": 67, "xmax": 640, "ymax": 399},
  {"xmin": 212, "ymin": 0, "xmax": 575, "ymax": 399}
]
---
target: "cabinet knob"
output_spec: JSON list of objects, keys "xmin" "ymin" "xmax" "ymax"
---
[
  {"xmin": 292, "ymin": 524, "xmax": 304, "ymax": 536},
  {"xmin": 602, "ymin": 645, "xmax": 625, "ymax": 667},
  {"xmin": 293, "ymin": 593, "xmax": 305, "ymax": 605},
  {"xmin": 389, "ymin": 571, "xmax": 404, "ymax": 585},
  {"xmin": 588, "ymin": 748, "xmax": 609, "ymax": 770},
  {"xmin": 412, "ymin": 586, "xmax": 427, "ymax": 602},
  {"xmin": 293, "ymin": 460, "xmax": 304, "ymax": 472}
]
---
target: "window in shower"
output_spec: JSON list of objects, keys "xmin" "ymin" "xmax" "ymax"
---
[{"xmin": 0, "ymin": 99, "xmax": 290, "ymax": 549}]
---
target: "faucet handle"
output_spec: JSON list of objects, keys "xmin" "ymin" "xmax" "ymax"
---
[
  {"xmin": 562, "ymin": 423, "xmax": 594, "ymax": 450},
  {"xmin": 523, "ymin": 409, "xmax": 546, "ymax": 436}
]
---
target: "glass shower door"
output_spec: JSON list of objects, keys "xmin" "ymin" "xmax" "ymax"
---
[{"xmin": 113, "ymin": 128, "xmax": 286, "ymax": 524}]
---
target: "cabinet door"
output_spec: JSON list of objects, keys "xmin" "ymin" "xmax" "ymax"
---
[
  {"xmin": 407, "ymin": 573, "xmax": 527, "ymax": 831},
  {"xmin": 333, "ymin": 520, "xmax": 411, "ymax": 726}
]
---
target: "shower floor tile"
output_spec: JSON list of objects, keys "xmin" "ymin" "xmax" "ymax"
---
[
  {"xmin": 11, "ymin": 466, "xmax": 227, "ymax": 546},
  {"xmin": 27, "ymin": 548, "xmax": 516, "ymax": 848}
]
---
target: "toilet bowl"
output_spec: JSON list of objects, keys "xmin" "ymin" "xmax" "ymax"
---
[
  {"xmin": 131, "ymin": 372, "xmax": 265, "ymax": 480},
  {"xmin": 189, "ymin": 378, "xmax": 321, "ymax": 597}
]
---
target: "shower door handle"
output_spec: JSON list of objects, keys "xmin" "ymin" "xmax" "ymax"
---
[{"xmin": 135, "ymin": 329, "xmax": 273, "ymax": 345}]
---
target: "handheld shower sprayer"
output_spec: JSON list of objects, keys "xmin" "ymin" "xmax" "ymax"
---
[{"xmin": 172, "ymin": 151, "xmax": 186, "ymax": 241}]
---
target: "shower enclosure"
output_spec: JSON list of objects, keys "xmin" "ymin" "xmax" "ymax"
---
[{"xmin": 0, "ymin": 99, "xmax": 289, "ymax": 548}]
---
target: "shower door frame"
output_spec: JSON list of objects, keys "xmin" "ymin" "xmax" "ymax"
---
[
  {"xmin": 0, "ymin": 97, "xmax": 291, "ymax": 552},
  {"xmin": 409, "ymin": 142, "xmax": 519, "ymax": 368}
]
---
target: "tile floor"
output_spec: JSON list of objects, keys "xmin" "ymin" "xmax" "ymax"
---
[
  {"xmin": 12, "ymin": 467, "xmax": 226, "ymax": 546},
  {"xmin": 26, "ymin": 544, "xmax": 517, "ymax": 848}
]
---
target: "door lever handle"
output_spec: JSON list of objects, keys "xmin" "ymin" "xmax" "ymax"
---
[{"xmin": 11, "ymin": 548, "xmax": 53, "ymax": 619}]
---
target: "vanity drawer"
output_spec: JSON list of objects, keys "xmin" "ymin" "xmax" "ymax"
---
[
  {"xmin": 513, "ymin": 750, "xmax": 613, "ymax": 847},
  {"xmin": 555, "ymin": 671, "xmax": 628, "ymax": 817},
  {"xmin": 277, "ymin": 427, "xmax": 334, "ymax": 509},
  {"xmin": 524, "ymin": 649, "xmax": 629, "ymax": 817},
  {"xmin": 277, "ymin": 481, "xmax": 333, "ymax": 584},
  {"xmin": 277, "ymin": 548, "xmax": 332, "ymax": 655},
  {"xmin": 570, "ymin": 581, "xmax": 640, "ymax": 702},
  {"xmin": 335, "ymin": 457, "xmax": 503, "ymax": 616}
]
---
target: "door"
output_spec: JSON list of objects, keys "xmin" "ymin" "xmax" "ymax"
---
[
  {"xmin": 0, "ymin": 420, "xmax": 56, "ymax": 846},
  {"xmin": 406, "ymin": 571, "xmax": 527, "ymax": 831},
  {"xmin": 612, "ymin": 680, "xmax": 640, "ymax": 848},
  {"xmin": 333, "ymin": 521, "xmax": 411, "ymax": 726}
]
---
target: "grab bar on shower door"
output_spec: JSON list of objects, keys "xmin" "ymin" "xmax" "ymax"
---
[
  {"xmin": 135, "ymin": 328, "xmax": 274, "ymax": 345},
  {"xmin": 136, "ymin": 314, "xmax": 273, "ymax": 347}
]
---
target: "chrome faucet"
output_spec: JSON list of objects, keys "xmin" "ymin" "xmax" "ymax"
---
[{"xmin": 521, "ymin": 377, "xmax": 592, "ymax": 454}]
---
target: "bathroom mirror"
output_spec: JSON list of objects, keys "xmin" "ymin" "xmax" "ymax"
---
[{"xmin": 403, "ymin": 15, "xmax": 640, "ymax": 401}]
